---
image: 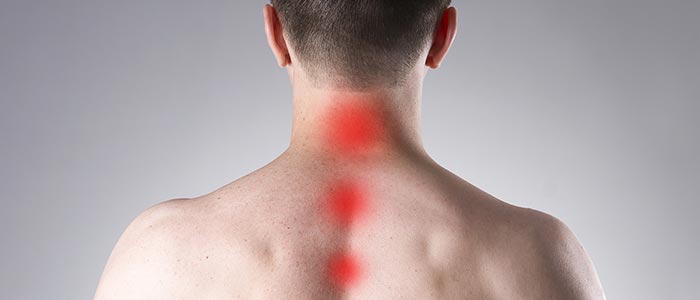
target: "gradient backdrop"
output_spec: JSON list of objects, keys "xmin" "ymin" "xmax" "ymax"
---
[{"xmin": 1, "ymin": 0, "xmax": 698, "ymax": 299}]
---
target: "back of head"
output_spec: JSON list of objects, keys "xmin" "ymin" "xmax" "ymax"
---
[{"xmin": 271, "ymin": 0, "xmax": 451, "ymax": 89}]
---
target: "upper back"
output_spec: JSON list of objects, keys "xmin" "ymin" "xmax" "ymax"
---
[{"xmin": 94, "ymin": 151, "xmax": 604, "ymax": 299}]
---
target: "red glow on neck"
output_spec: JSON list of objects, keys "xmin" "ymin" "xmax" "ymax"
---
[
  {"xmin": 327, "ymin": 252, "xmax": 363, "ymax": 289},
  {"xmin": 324, "ymin": 101, "xmax": 384, "ymax": 155}
]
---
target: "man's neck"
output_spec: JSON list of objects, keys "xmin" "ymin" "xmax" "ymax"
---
[{"xmin": 285, "ymin": 82, "xmax": 427, "ymax": 162}]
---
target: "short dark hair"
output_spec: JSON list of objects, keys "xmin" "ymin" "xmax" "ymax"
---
[{"xmin": 271, "ymin": 0, "xmax": 451, "ymax": 89}]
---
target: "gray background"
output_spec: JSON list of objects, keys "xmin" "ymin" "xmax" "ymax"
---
[{"xmin": 1, "ymin": 0, "xmax": 698, "ymax": 299}]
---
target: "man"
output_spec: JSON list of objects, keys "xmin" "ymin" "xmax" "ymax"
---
[{"xmin": 95, "ymin": 1, "xmax": 605, "ymax": 298}]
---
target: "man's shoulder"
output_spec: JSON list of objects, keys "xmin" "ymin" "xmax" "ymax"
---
[
  {"xmin": 94, "ymin": 198, "xmax": 208, "ymax": 299},
  {"xmin": 484, "ymin": 204, "xmax": 605, "ymax": 299},
  {"xmin": 101, "ymin": 197, "xmax": 196, "ymax": 256},
  {"xmin": 132, "ymin": 197, "xmax": 193, "ymax": 224},
  {"xmin": 107, "ymin": 193, "xmax": 244, "ymax": 253},
  {"xmin": 118, "ymin": 198, "xmax": 199, "ymax": 246}
]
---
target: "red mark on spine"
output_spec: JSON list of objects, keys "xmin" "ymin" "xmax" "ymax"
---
[
  {"xmin": 321, "ymin": 100, "xmax": 380, "ymax": 290},
  {"xmin": 328, "ymin": 252, "xmax": 363, "ymax": 289},
  {"xmin": 323, "ymin": 179, "xmax": 368, "ymax": 288},
  {"xmin": 325, "ymin": 179, "xmax": 368, "ymax": 227},
  {"xmin": 325, "ymin": 101, "xmax": 384, "ymax": 155}
]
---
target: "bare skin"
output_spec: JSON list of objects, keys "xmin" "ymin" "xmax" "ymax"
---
[{"xmin": 94, "ymin": 5, "xmax": 605, "ymax": 299}]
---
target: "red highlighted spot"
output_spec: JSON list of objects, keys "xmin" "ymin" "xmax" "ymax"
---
[
  {"xmin": 324, "ymin": 101, "xmax": 384, "ymax": 155},
  {"xmin": 325, "ymin": 179, "xmax": 368, "ymax": 227},
  {"xmin": 328, "ymin": 252, "xmax": 363, "ymax": 289}
]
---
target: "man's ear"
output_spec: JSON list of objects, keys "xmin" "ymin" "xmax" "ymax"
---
[
  {"xmin": 426, "ymin": 7, "xmax": 457, "ymax": 69},
  {"xmin": 263, "ymin": 4, "xmax": 291, "ymax": 67}
]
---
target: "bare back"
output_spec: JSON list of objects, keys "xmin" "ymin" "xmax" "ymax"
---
[{"xmin": 94, "ymin": 149, "xmax": 604, "ymax": 299}]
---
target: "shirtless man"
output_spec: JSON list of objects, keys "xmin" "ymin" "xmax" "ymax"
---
[{"xmin": 94, "ymin": 1, "xmax": 605, "ymax": 299}]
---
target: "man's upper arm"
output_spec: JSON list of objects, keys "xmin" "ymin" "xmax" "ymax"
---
[{"xmin": 93, "ymin": 199, "xmax": 189, "ymax": 300}]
